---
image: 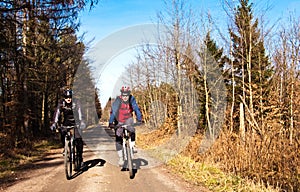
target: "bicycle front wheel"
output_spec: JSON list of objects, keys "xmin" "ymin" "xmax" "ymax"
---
[
  {"xmin": 73, "ymin": 140, "xmax": 81, "ymax": 171},
  {"xmin": 125, "ymin": 140, "xmax": 134, "ymax": 178},
  {"xmin": 64, "ymin": 138, "xmax": 72, "ymax": 180}
]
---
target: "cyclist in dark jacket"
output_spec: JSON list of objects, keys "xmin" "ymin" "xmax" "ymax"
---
[
  {"xmin": 108, "ymin": 86, "xmax": 142, "ymax": 166},
  {"xmin": 50, "ymin": 89, "xmax": 86, "ymax": 166}
]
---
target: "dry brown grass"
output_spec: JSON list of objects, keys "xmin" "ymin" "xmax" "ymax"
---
[
  {"xmin": 0, "ymin": 133, "xmax": 61, "ymax": 182},
  {"xmin": 195, "ymin": 129, "xmax": 300, "ymax": 191},
  {"xmin": 137, "ymin": 119, "xmax": 176, "ymax": 149},
  {"xmin": 167, "ymin": 154, "xmax": 280, "ymax": 192},
  {"xmin": 137, "ymin": 122, "xmax": 299, "ymax": 191}
]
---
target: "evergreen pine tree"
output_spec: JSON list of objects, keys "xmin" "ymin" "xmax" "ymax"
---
[{"xmin": 229, "ymin": 0, "xmax": 273, "ymax": 130}]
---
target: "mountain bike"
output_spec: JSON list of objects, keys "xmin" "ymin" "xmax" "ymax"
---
[{"xmin": 63, "ymin": 125, "xmax": 81, "ymax": 180}]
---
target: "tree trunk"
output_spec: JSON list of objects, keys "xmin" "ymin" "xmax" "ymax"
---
[{"xmin": 240, "ymin": 102, "xmax": 245, "ymax": 142}]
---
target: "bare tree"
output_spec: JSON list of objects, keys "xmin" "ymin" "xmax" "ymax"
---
[{"xmin": 272, "ymin": 14, "xmax": 300, "ymax": 144}]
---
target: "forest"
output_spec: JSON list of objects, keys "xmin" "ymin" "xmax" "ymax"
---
[{"xmin": 1, "ymin": 0, "xmax": 299, "ymax": 191}]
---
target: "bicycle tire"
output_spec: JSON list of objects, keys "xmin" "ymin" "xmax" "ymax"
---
[
  {"xmin": 64, "ymin": 138, "xmax": 72, "ymax": 180},
  {"xmin": 126, "ymin": 140, "xmax": 134, "ymax": 178},
  {"xmin": 73, "ymin": 140, "xmax": 80, "ymax": 171}
]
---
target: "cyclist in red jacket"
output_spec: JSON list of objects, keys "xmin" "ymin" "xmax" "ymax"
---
[{"xmin": 108, "ymin": 86, "xmax": 142, "ymax": 166}]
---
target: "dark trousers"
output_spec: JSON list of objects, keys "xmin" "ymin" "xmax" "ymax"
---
[
  {"xmin": 115, "ymin": 131, "xmax": 135, "ymax": 151},
  {"xmin": 115, "ymin": 117, "xmax": 136, "ymax": 151},
  {"xmin": 60, "ymin": 127, "xmax": 83, "ymax": 161}
]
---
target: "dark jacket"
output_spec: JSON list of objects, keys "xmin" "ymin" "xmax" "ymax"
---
[{"xmin": 53, "ymin": 99, "xmax": 83, "ymax": 126}]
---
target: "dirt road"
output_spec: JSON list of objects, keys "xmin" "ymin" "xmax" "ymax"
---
[{"xmin": 1, "ymin": 124, "xmax": 209, "ymax": 192}]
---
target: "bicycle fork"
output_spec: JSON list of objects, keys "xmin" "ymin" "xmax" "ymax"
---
[
  {"xmin": 122, "ymin": 141, "xmax": 133, "ymax": 159},
  {"xmin": 122, "ymin": 131, "xmax": 131, "ymax": 157}
]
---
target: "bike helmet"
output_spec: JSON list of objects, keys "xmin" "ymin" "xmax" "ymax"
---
[
  {"xmin": 63, "ymin": 89, "xmax": 73, "ymax": 98},
  {"xmin": 120, "ymin": 86, "xmax": 131, "ymax": 96}
]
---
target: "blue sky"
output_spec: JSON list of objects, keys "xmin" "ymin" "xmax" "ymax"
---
[
  {"xmin": 78, "ymin": 0, "xmax": 164, "ymax": 44},
  {"xmin": 78, "ymin": 0, "xmax": 299, "ymax": 44},
  {"xmin": 77, "ymin": 0, "xmax": 299, "ymax": 105}
]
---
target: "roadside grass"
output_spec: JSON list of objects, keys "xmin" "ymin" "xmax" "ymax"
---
[
  {"xmin": 167, "ymin": 155, "xmax": 280, "ymax": 192},
  {"xmin": 0, "ymin": 136, "xmax": 60, "ymax": 182},
  {"xmin": 137, "ymin": 128, "xmax": 281, "ymax": 192}
]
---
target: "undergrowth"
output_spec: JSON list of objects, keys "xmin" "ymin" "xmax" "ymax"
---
[
  {"xmin": 0, "ymin": 134, "xmax": 60, "ymax": 182},
  {"xmin": 167, "ymin": 155, "xmax": 280, "ymax": 192},
  {"xmin": 137, "ymin": 124, "xmax": 296, "ymax": 191}
]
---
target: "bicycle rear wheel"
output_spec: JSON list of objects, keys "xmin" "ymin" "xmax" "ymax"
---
[
  {"xmin": 64, "ymin": 138, "xmax": 72, "ymax": 180},
  {"xmin": 125, "ymin": 140, "xmax": 134, "ymax": 178}
]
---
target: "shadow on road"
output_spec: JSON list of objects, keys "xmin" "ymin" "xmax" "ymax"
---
[
  {"xmin": 70, "ymin": 158, "xmax": 106, "ymax": 180},
  {"xmin": 84, "ymin": 158, "xmax": 106, "ymax": 169},
  {"xmin": 133, "ymin": 158, "xmax": 148, "ymax": 169},
  {"xmin": 120, "ymin": 167, "xmax": 137, "ymax": 179},
  {"xmin": 120, "ymin": 157, "xmax": 149, "ymax": 179}
]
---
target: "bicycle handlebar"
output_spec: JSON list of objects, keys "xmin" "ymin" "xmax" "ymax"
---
[
  {"xmin": 61, "ymin": 125, "xmax": 76, "ymax": 129},
  {"xmin": 116, "ymin": 122, "xmax": 142, "ymax": 129}
]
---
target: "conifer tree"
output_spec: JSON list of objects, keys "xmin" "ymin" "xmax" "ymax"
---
[
  {"xmin": 229, "ymin": 0, "xmax": 272, "ymax": 131},
  {"xmin": 0, "ymin": 0, "xmax": 99, "ymax": 147}
]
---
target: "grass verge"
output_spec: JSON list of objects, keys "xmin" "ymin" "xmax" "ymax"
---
[
  {"xmin": 167, "ymin": 155, "xmax": 280, "ymax": 192},
  {"xmin": 0, "ymin": 138, "xmax": 60, "ymax": 183}
]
